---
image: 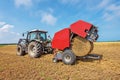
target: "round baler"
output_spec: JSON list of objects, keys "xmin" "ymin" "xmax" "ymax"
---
[{"xmin": 52, "ymin": 20, "xmax": 98, "ymax": 65}]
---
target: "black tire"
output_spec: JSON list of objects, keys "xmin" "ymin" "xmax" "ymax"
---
[
  {"xmin": 17, "ymin": 45, "xmax": 25, "ymax": 56},
  {"xmin": 28, "ymin": 41, "xmax": 42, "ymax": 58},
  {"xmin": 62, "ymin": 50, "xmax": 76, "ymax": 65}
]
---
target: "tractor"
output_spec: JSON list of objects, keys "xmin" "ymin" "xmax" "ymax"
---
[
  {"xmin": 17, "ymin": 29, "xmax": 52, "ymax": 58},
  {"xmin": 52, "ymin": 20, "xmax": 99, "ymax": 65}
]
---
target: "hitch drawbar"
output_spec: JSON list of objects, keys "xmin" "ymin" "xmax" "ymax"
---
[{"xmin": 82, "ymin": 54, "xmax": 102, "ymax": 60}]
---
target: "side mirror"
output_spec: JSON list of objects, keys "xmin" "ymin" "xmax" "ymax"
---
[
  {"xmin": 48, "ymin": 35, "xmax": 52, "ymax": 40},
  {"xmin": 22, "ymin": 33, "xmax": 24, "ymax": 37}
]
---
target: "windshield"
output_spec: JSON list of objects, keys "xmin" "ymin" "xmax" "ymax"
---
[
  {"xmin": 27, "ymin": 31, "xmax": 47, "ymax": 41},
  {"xmin": 28, "ymin": 32, "xmax": 37, "ymax": 41},
  {"xmin": 38, "ymin": 32, "xmax": 47, "ymax": 41}
]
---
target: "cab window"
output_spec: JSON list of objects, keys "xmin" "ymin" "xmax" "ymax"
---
[
  {"xmin": 28, "ymin": 32, "xmax": 37, "ymax": 41},
  {"xmin": 39, "ymin": 32, "xmax": 46, "ymax": 41}
]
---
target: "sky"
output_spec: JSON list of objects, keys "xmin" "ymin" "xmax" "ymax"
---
[{"xmin": 0, "ymin": 0, "xmax": 120, "ymax": 43}]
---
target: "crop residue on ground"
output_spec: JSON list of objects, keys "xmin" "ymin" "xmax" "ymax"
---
[{"xmin": 0, "ymin": 42, "xmax": 120, "ymax": 80}]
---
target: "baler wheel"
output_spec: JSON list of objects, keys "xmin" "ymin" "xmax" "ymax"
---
[{"xmin": 62, "ymin": 50, "xmax": 76, "ymax": 65}]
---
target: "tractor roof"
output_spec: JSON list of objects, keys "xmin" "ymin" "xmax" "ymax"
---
[{"xmin": 30, "ymin": 29, "xmax": 47, "ymax": 33}]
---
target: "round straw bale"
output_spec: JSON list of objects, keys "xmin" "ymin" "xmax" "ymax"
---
[{"xmin": 71, "ymin": 36, "xmax": 94, "ymax": 56}]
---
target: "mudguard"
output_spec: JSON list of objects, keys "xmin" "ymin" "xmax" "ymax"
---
[{"xmin": 17, "ymin": 39, "xmax": 27, "ymax": 51}]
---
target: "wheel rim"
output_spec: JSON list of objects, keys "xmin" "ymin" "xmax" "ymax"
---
[
  {"xmin": 30, "ymin": 45, "xmax": 36, "ymax": 56},
  {"xmin": 64, "ymin": 55, "xmax": 71, "ymax": 62},
  {"xmin": 32, "ymin": 46, "xmax": 36, "ymax": 53}
]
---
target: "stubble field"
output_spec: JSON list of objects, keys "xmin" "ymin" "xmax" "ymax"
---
[{"xmin": 0, "ymin": 42, "xmax": 120, "ymax": 80}]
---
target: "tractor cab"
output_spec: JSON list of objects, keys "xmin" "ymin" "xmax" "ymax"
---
[{"xmin": 24, "ymin": 30, "xmax": 47, "ymax": 42}]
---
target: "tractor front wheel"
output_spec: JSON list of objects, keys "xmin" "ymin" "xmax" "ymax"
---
[
  {"xmin": 28, "ymin": 41, "xmax": 42, "ymax": 58},
  {"xmin": 62, "ymin": 50, "xmax": 76, "ymax": 65},
  {"xmin": 17, "ymin": 45, "xmax": 25, "ymax": 56}
]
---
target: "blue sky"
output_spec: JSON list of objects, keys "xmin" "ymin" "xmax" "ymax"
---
[{"xmin": 0, "ymin": 0, "xmax": 120, "ymax": 43}]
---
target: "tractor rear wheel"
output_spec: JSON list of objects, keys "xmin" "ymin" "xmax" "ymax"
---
[
  {"xmin": 17, "ymin": 45, "xmax": 25, "ymax": 56},
  {"xmin": 28, "ymin": 41, "xmax": 42, "ymax": 58},
  {"xmin": 62, "ymin": 50, "xmax": 76, "ymax": 65}
]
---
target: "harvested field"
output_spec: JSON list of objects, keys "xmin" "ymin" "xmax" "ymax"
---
[{"xmin": 0, "ymin": 42, "xmax": 120, "ymax": 80}]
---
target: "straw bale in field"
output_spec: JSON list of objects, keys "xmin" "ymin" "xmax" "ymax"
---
[{"xmin": 71, "ymin": 36, "xmax": 93, "ymax": 56}]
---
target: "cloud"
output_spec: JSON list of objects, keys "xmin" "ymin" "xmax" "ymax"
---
[
  {"xmin": 0, "ymin": 24, "xmax": 14, "ymax": 32},
  {"xmin": 0, "ymin": 21, "xmax": 6, "ymax": 26},
  {"xmin": 14, "ymin": 0, "xmax": 32, "ymax": 8},
  {"xmin": 93, "ymin": 0, "xmax": 120, "ymax": 21},
  {"xmin": 102, "ymin": 12, "xmax": 114, "ymax": 21},
  {"xmin": 29, "ymin": 8, "xmax": 57, "ymax": 26},
  {"xmin": 97, "ymin": 0, "xmax": 109, "ymax": 8},
  {"xmin": 102, "ymin": 3, "xmax": 120, "ymax": 21},
  {"xmin": 106, "ymin": 4, "xmax": 120, "ymax": 16},
  {"xmin": 41, "ymin": 11, "xmax": 57, "ymax": 26},
  {"xmin": 0, "ymin": 22, "xmax": 20, "ymax": 43},
  {"xmin": 60, "ymin": 0, "xmax": 81, "ymax": 5},
  {"xmin": 106, "ymin": 4, "xmax": 120, "ymax": 11}
]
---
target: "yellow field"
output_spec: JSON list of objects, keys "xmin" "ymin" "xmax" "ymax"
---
[{"xmin": 0, "ymin": 42, "xmax": 120, "ymax": 80}]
